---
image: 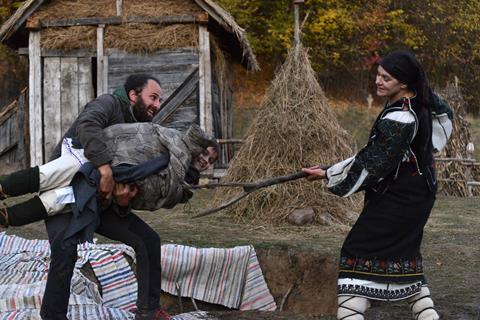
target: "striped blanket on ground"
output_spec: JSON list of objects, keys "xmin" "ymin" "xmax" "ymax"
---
[
  {"xmin": 161, "ymin": 244, "xmax": 276, "ymax": 311},
  {"xmin": 0, "ymin": 232, "xmax": 275, "ymax": 319}
]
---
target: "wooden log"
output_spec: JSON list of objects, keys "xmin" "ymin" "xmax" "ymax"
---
[
  {"xmin": 43, "ymin": 57, "xmax": 62, "ymax": 160},
  {"xmin": 29, "ymin": 31, "xmax": 43, "ymax": 166}
]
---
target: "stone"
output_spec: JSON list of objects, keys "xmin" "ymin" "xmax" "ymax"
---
[{"xmin": 287, "ymin": 208, "xmax": 314, "ymax": 226}]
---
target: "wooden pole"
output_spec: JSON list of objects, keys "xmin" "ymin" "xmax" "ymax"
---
[
  {"xmin": 116, "ymin": 0, "xmax": 123, "ymax": 16},
  {"xmin": 293, "ymin": 0, "xmax": 304, "ymax": 51},
  {"xmin": 28, "ymin": 31, "xmax": 43, "ymax": 166},
  {"xmin": 466, "ymin": 142, "xmax": 475, "ymax": 197},
  {"xmin": 96, "ymin": 25, "xmax": 106, "ymax": 96}
]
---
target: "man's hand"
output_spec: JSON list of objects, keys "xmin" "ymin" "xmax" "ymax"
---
[
  {"xmin": 97, "ymin": 164, "xmax": 115, "ymax": 199},
  {"xmin": 302, "ymin": 165, "xmax": 327, "ymax": 181},
  {"xmin": 113, "ymin": 183, "xmax": 138, "ymax": 207}
]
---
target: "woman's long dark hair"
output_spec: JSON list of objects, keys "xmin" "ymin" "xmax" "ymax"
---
[{"xmin": 379, "ymin": 50, "xmax": 433, "ymax": 111}]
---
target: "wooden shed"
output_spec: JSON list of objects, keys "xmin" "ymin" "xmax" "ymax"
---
[{"xmin": 0, "ymin": 0, "xmax": 258, "ymax": 173}]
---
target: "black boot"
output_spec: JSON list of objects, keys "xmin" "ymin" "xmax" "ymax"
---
[
  {"xmin": 6, "ymin": 196, "xmax": 48, "ymax": 227},
  {"xmin": 0, "ymin": 166, "xmax": 40, "ymax": 198}
]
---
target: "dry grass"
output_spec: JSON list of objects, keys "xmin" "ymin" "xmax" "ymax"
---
[
  {"xmin": 34, "ymin": 0, "xmax": 116, "ymax": 20},
  {"xmin": 212, "ymin": 45, "xmax": 362, "ymax": 226},
  {"xmin": 123, "ymin": 0, "xmax": 202, "ymax": 17},
  {"xmin": 105, "ymin": 24, "xmax": 198, "ymax": 53},
  {"xmin": 436, "ymin": 84, "xmax": 480, "ymax": 196},
  {"xmin": 41, "ymin": 26, "xmax": 96, "ymax": 50},
  {"xmin": 34, "ymin": 0, "xmax": 201, "ymax": 20},
  {"xmin": 41, "ymin": 23, "xmax": 198, "ymax": 52}
]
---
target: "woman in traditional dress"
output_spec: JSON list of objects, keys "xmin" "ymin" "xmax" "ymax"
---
[{"xmin": 303, "ymin": 50, "xmax": 452, "ymax": 320}]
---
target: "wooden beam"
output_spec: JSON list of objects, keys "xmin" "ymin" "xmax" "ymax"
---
[
  {"xmin": 0, "ymin": 142, "xmax": 18, "ymax": 158},
  {"xmin": 28, "ymin": 31, "xmax": 43, "ymax": 166},
  {"xmin": 152, "ymin": 67, "xmax": 199, "ymax": 125},
  {"xmin": 78, "ymin": 57, "xmax": 94, "ymax": 112},
  {"xmin": 42, "ymin": 57, "xmax": 61, "ymax": 160},
  {"xmin": 96, "ymin": 25, "xmax": 106, "ymax": 96},
  {"xmin": 17, "ymin": 89, "xmax": 29, "ymax": 168},
  {"xmin": 39, "ymin": 14, "xmax": 209, "ymax": 28},
  {"xmin": 198, "ymin": 25, "xmax": 213, "ymax": 134},
  {"xmin": 216, "ymin": 139, "xmax": 244, "ymax": 144},
  {"xmin": 19, "ymin": 47, "xmax": 97, "ymax": 57},
  {"xmin": 0, "ymin": 99, "xmax": 19, "ymax": 124},
  {"xmin": 116, "ymin": 0, "xmax": 123, "ymax": 16}
]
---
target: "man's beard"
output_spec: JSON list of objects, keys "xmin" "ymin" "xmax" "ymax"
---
[{"xmin": 132, "ymin": 97, "xmax": 152, "ymax": 122}]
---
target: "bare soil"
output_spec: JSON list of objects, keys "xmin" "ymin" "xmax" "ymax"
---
[{"xmin": 4, "ymin": 193, "xmax": 480, "ymax": 320}]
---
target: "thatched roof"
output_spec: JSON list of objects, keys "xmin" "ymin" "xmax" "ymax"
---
[{"xmin": 0, "ymin": 0, "xmax": 259, "ymax": 71}]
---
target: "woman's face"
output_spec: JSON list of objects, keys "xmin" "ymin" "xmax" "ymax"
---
[
  {"xmin": 375, "ymin": 65, "xmax": 407, "ymax": 101},
  {"xmin": 192, "ymin": 147, "xmax": 218, "ymax": 172}
]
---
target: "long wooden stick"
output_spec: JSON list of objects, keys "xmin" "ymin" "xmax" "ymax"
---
[
  {"xmin": 191, "ymin": 171, "xmax": 308, "ymax": 191},
  {"xmin": 192, "ymin": 171, "xmax": 308, "ymax": 218}
]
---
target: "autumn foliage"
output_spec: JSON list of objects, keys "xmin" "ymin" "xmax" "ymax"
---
[{"xmin": 217, "ymin": 0, "xmax": 480, "ymax": 114}]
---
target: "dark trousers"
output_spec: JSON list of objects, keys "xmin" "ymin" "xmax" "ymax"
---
[{"xmin": 40, "ymin": 211, "xmax": 162, "ymax": 320}]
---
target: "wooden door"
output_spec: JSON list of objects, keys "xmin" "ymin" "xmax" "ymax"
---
[{"xmin": 42, "ymin": 57, "xmax": 94, "ymax": 161}]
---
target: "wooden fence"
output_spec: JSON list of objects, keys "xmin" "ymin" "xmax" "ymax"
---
[
  {"xmin": 0, "ymin": 88, "xmax": 29, "ymax": 174},
  {"xmin": 435, "ymin": 143, "xmax": 479, "ymax": 197}
]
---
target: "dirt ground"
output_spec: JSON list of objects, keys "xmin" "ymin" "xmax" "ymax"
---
[{"xmin": 5, "ymin": 192, "xmax": 480, "ymax": 320}]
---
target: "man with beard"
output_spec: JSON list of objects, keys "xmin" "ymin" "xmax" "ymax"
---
[{"xmin": 33, "ymin": 74, "xmax": 172, "ymax": 320}]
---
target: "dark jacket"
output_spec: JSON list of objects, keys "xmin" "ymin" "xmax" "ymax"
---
[
  {"xmin": 49, "ymin": 87, "xmax": 136, "ymax": 166},
  {"xmin": 64, "ymin": 156, "xmax": 170, "ymax": 245}
]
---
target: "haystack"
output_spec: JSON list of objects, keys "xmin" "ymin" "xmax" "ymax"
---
[
  {"xmin": 212, "ymin": 45, "xmax": 361, "ymax": 225},
  {"xmin": 436, "ymin": 84, "xmax": 480, "ymax": 196}
]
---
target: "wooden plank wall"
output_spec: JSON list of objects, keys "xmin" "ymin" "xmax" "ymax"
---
[
  {"xmin": 107, "ymin": 49, "xmax": 199, "ymax": 131},
  {"xmin": 42, "ymin": 57, "xmax": 94, "ymax": 160},
  {"xmin": 0, "ymin": 90, "xmax": 29, "ymax": 172}
]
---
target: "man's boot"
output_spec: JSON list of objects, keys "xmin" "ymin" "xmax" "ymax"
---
[
  {"xmin": 0, "ymin": 166, "xmax": 40, "ymax": 198},
  {"xmin": 4, "ymin": 196, "xmax": 48, "ymax": 227}
]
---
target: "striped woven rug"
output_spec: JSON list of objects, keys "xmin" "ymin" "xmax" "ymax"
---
[{"xmin": 0, "ymin": 232, "xmax": 276, "ymax": 319}]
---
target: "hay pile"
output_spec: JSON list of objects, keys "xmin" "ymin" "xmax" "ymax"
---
[
  {"xmin": 41, "ymin": 24, "xmax": 198, "ymax": 52},
  {"xmin": 34, "ymin": 0, "xmax": 201, "ymax": 20},
  {"xmin": 436, "ymin": 84, "xmax": 480, "ymax": 196},
  {"xmin": 212, "ymin": 45, "xmax": 361, "ymax": 226},
  {"xmin": 41, "ymin": 26, "xmax": 96, "ymax": 50},
  {"xmin": 36, "ymin": 0, "xmax": 201, "ymax": 52},
  {"xmin": 105, "ymin": 24, "xmax": 198, "ymax": 53}
]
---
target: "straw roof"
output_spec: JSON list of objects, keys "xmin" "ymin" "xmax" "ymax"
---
[{"xmin": 0, "ymin": 0, "xmax": 259, "ymax": 71}]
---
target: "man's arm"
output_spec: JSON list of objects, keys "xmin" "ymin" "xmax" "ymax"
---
[{"xmin": 77, "ymin": 95, "xmax": 123, "ymax": 199}]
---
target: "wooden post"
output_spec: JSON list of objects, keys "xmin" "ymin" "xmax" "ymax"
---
[
  {"xmin": 97, "ymin": 25, "xmax": 106, "ymax": 96},
  {"xmin": 43, "ymin": 57, "xmax": 61, "ymax": 160},
  {"xmin": 293, "ymin": 0, "xmax": 304, "ymax": 51},
  {"xmin": 28, "ymin": 31, "xmax": 43, "ymax": 166},
  {"xmin": 466, "ymin": 142, "xmax": 475, "ymax": 197},
  {"xmin": 116, "ymin": 0, "xmax": 123, "ymax": 16},
  {"xmin": 198, "ymin": 25, "xmax": 213, "ymax": 135}
]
